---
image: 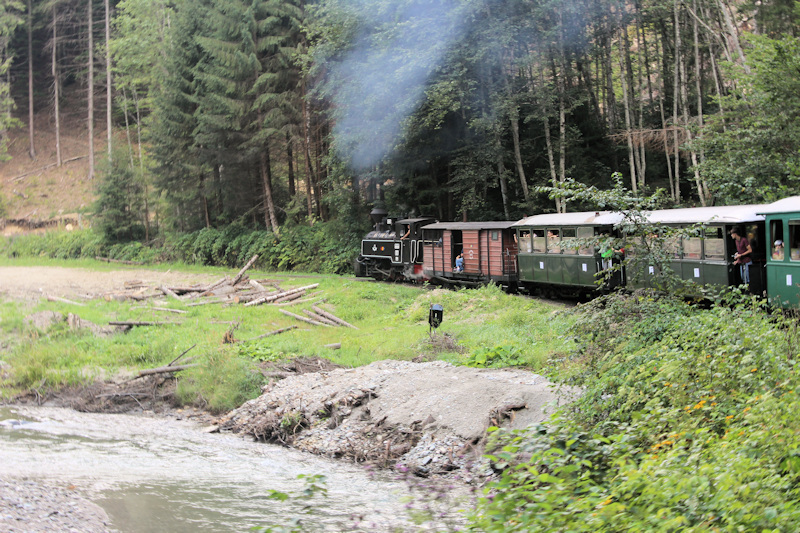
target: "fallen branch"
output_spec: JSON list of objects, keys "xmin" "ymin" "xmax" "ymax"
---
[
  {"xmin": 312, "ymin": 306, "xmax": 359, "ymax": 329},
  {"xmin": 46, "ymin": 294, "xmax": 86, "ymax": 307},
  {"xmin": 135, "ymin": 363, "xmax": 198, "ymax": 378},
  {"xmin": 167, "ymin": 344, "xmax": 197, "ymax": 366},
  {"xmin": 232, "ymin": 254, "xmax": 259, "ymax": 285},
  {"xmin": 279, "ymin": 309, "xmax": 330, "ymax": 327},
  {"xmin": 10, "ymin": 155, "xmax": 88, "ymax": 181},
  {"xmin": 243, "ymin": 325, "xmax": 298, "ymax": 341}
]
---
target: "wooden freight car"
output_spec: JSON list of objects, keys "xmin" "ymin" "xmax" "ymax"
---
[{"xmin": 421, "ymin": 222, "xmax": 519, "ymax": 287}]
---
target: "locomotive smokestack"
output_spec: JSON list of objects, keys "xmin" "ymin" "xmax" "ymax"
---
[{"xmin": 370, "ymin": 207, "xmax": 388, "ymax": 226}]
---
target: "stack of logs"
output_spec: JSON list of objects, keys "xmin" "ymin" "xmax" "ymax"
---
[
  {"xmin": 101, "ymin": 255, "xmax": 322, "ymax": 308},
  {"xmin": 97, "ymin": 255, "xmax": 358, "ymax": 335}
]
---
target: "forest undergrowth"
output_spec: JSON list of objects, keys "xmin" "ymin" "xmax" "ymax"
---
[{"xmin": 470, "ymin": 289, "xmax": 800, "ymax": 532}]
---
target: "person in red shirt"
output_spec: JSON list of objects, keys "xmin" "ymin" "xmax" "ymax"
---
[{"xmin": 731, "ymin": 227, "xmax": 752, "ymax": 286}]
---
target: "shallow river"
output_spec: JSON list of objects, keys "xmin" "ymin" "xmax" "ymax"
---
[{"xmin": 0, "ymin": 406, "xmax": 464, "ymax": 532}]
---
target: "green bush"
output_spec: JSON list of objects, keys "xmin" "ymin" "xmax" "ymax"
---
[{"xmin": 471, "ymin": 293, "xmax": 800, "ymax": 532}]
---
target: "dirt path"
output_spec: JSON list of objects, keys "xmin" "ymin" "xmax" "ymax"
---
[{"xmin": 0, "ymin": 266, "xmax": 218, "ymax": 302}]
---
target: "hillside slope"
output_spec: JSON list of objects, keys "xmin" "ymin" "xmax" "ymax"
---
[{"xmin": 1, "ymin": 98, "xmax": 101, "ymax": 225}]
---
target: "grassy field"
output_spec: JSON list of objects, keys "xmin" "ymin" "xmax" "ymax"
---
[{"xmin": 0, "ymin": 259, "xmax": 575, "ymax": 412}]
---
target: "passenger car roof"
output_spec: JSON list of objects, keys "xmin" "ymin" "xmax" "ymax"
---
[
  {"xmin": 422, "ymin": 221, "xmax": 518, "ymax": 230},
  {"xmin": 757, "ymin": 196, "xmax": 800, "ymax": 216}
]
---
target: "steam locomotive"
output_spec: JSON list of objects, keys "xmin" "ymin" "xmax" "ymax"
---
[{"xmin": 355, "ymin": 198, "xmax": 800, "ymax": 308}]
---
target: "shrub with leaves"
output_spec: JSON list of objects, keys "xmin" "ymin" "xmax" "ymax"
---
[{"xmin": 470, "ymin": 292, "xmax": 800, "ymax": 531}]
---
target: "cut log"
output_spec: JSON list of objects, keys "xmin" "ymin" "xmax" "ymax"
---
[
  {"xmin": 108, "ymin": 320, "xmax": 177, "ymax": 327},
  {"xmin": 197, "ymin": 276, "xmax": 230, "ymax": 297},
  {"xmin": 159, "ymin": 285, "xmax": 181, "ymax": 300},
  {"xmin": 312, "ymin": 306, "xmax": 359, "ymax": 329},
  {"xmin": 201, "ymin": 285, "xmax": 237, "ymax": 298},
  {"xmin": 232, "ymin": 255, "xmax": 259, "ymax": 285},
  {"xmin": 279, "ymin": 309, "xmax": 330, "ymax": 327},
  {"xmin": 244, "ymin": 284, "xmax": 319, "ymax": 307},
  {"xmin": 302, "ymin": 309, "xmax": 338, "ymax": 326},
  {"xmin": 249, "ymin": 279, "xmax": 271, "ymax": 292},
  {"xmin": 46, "ymin": 295, "xmax": 86, "ymax": 307},
  {"xmin": 186, "ymin": 298, "xmax": 228, "ymax": 307},
  {"xmin": 243, "ymin": 325, "xmax": 298, "ymax": 342},
  {"xmin": 273, "ymin": 297, "xmax": 321, "ymax": 307},
  {"xmin": 132, "ymin": 306, "xmax": 188, "ymax": 314},
  {"xmin": 94, "ymin": 256, "xmax": 144, "ymax": 265},
  {"xmin": 272, "ymin": 292, "xmax": 304, "ymax": 304}
]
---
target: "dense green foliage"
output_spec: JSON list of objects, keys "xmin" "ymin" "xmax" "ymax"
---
[
  {"xmin": 6, "ymin": 0, "xmax": 800, "ymax": 240},
  {"xmin": 470, "ymin": 292, "xmax": 800, "ymax": 531},
  {"xmin": 0, "ymin": 220, "xmax": 365, "ymax": 274}
]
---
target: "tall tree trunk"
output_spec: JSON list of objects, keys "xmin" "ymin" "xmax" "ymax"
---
[
  {"xmin": 619, "ymin": 42, "xmax": 638, "ymax": 195},
  {"xmin": 133, "ymin": 90, "xmax": 150, "ymax": 241},
  {"xmin": 105, "ymin": 0, "xmax": 111, "ymax": 160},
  {"xmin": 693, "ymin": 0, "xmax": 709, "ymax": 203},
  {"xmin": 678, "ymin": 3, "xmax": 706, "ymax": 206},
  {"xmin": 121, "ymin": 89, "xmax": 134, "ymax": 167},
  {"xmin": 27, "ymin": 0, "xmax": 35, "ymax": 160},
  {"xmin": 509, "ymin": 112, "xmax": 529, "ymax": 201},
  {"xmin": 655, "ymin": 36, "xmax": 675, "ymax": 200},
  {"xmin": 286, "ymin": 132, "xmax": 296, "ymax": 196},
  {"xmin": 87, "ymin": 0, "xmax": 95, "ymax": 180},
  {"xmin": 301, "ymin": 82, "xmax": 314, "ymax": 220},
  {"xmin": 672, "ymin": 0, "xmax": 681, "ymax": 203},
  {"xmin": 260, "ymin": 144, "xmax": 279, "ymax": 234},
  {"xmin": 51, "ymin": 6, "xmax": 62, "ymax": 167},
  {"xmin": 540, "ymin": 65, "xmax": 560, "ymax": 213},
  {"xmin": 621, "ymin": 25, "xmax": 643, "ymax": 191},
  {"xmin": 496, "ymin": 130, "xmax": 510, "ymax": 220},
  {"xmin": 717, "ymin": 0, "xmax": 749, "ymax": 73}
]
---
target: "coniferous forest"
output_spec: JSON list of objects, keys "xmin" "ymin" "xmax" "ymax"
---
[{"xmin": 1, "ymin": 0, "xmax": 799, "ymax": 242}]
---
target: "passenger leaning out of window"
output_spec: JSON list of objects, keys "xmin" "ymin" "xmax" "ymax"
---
[{"xmin": 731, "ymin": 228, "xmax": 753, "ymax": 285}]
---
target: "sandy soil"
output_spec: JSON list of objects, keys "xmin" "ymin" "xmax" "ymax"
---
[{"xmin": 0, "ymin": 266, "xmax": 218, "ymax": 303}]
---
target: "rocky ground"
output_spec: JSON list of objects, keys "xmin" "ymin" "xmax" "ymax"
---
[
  {"xmin": 224, "ymin": 359, "xmax": 575, "ymax": 478},
  {"xmin": 0, "ymin": 479, "xmax": 116, "ymax": 533}
]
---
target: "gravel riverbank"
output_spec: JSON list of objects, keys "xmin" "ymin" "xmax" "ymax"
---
[{"xmin": 0, "ymin": 479, "xmax": 116, "ymax": 533}]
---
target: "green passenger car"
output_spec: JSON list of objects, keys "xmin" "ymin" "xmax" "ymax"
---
[
  {"xmin": 512, "ymin": 211, "xmax": 624, "ymax": 297},
  {"xmin": 760, "ymin": 197, "xmax": 800, "ymax": 308},
  {"xmin": 629, "ymin": 205, "xmax": 767, "ymax": 294}
]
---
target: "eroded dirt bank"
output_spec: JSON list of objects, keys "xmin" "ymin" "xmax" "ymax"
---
[{"xmin": 224, "ymin": 359, "xmax": 572, "ymax": 477}]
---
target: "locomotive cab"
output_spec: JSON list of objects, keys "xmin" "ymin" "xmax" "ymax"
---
[{"xmin": 355, "ymin": 210, "xmax": 436, "ymax": 281}]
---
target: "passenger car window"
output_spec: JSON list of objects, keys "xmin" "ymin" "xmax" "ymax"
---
[
  {"xmin": 791, "ymin": 221, "xmax": 800, "ymax": 261},
  {"xmin": 771, "ymin": 220, "xmax": 785, "ymax": 260},
  {"xmin": 547, "ymin": 229, "xmax": 561, "ymax": 254},
  {"xmin": 532, "ymin": 229, "xmax": 546, "ymax": 253},
  {"xmin": 704, "ymin": 227, "xmax": 724, "ymax": 260},
  {"xmin": 577, "ymin": 227, "xmax": 593, "ymax": 255},
  {"xmin": 561, "ymin": 228, "xmax": 577, "ymax": 255},
  {"xmin": 518, "ymin": 230, "xmax": 532, "ymax": 253}
]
